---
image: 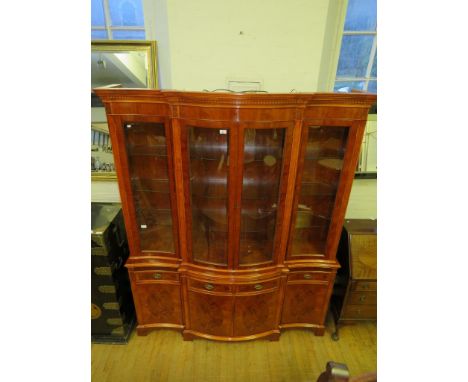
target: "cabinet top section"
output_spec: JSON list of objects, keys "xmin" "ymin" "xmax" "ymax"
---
[{"xmin": 93, "ymin": 88, "xmax": 376, "ymax": 109}]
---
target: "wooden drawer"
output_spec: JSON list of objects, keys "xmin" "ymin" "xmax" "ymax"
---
[
  {"xmin": 341, "ymin": 304, "xmax": 376, "ymax": 320},
  {"xmin": 351, "ymin": 280, "xmax": 377, "ymax": 291},
  {"xmin": 347, "ymin": 291, "xmax": 376, "ymax": 305},
  {"xmin": 133, "ymin": 270, "xmax": 179, "ymax": 283},
  {"xmin": 288, "ymin": 271, "xmax": 330, "ymax": 283},
  {"xmin": 236, "ymin": 279, "xmax": 279, "ymax": 294},
  {"xmin": 188, "ymin": 279, "xmax": 233, "ymax": 294}
]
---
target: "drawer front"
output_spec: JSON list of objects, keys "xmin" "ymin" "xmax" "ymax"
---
[
  {"xmin": 348, "ymin": 291, "xmax": 376, "ymax": 305},
  {"xmin": 133, "ymin": 270, "xmax": 179, "ymax": 282},
  {"xmin": 288, "ymin": 271, "xmax": 330, "ymax": 282},
  {"xmin": 351, "ymin": 281, "xmax": 377, "ymax": 291},
  {"xmin": 132, "ymin": 282, "xmax": 183, "ymax": 325},
  {"xmin": 188, "ymin": 278, "xmax": 233, "ymax": 294},
  {"xmin": 236, "ymin": 279, "xmax": 279, "ymax": 294},
  {"xmin": 341, "ymin": 304, "xmax": 377, "ymax": 320}
]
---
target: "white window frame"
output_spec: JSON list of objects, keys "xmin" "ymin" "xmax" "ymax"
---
[
  {"xmin": 91, "ymin": 0, "xmax": 146, "ymax": 40},
  {"xmin": 333, "ymin": 0, "xmax": 377, "ymax": 92}
]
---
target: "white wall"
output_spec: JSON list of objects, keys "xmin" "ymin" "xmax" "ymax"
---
[{"xmin": 162, "ymin": 0, "xmax": 334, "ymax": 92}]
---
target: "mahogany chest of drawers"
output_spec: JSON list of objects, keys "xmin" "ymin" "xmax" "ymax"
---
[{"xmin": 330, "ymin": 219, "xmax": 377, "ymax": 340}]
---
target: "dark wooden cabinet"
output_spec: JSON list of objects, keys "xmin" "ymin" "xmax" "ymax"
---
[
  {"xmin": 94, "ymin": 89, "xmax": 376, "ymax": 341},
  {"xmin": 330, "ymin": 219, "xmax": 377, "ymax": 340}
]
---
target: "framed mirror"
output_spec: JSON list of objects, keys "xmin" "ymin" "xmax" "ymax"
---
[
  {"xmin": 91, "ymin": 40, "xmax": 158, "ymax": 181},
  {"xmin": 91, "ymin": 40, "xmax": 158, "ymax": 90}
]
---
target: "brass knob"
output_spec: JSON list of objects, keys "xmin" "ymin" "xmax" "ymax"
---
[
  {"xmin": 153, "ymin": 273, "xmax": 162, "ymax": 279},
  {"xmin": 359, "ymin": 295, "xmax": 366, "ymax": 302},
  {"xmin": 204, "ymin": 283, "xmax": 214, "ymax": 291},
  {"xmin": 303, "ymin": 274, "xmax": 312, "ymax": 280},
  {"xmin": 254, "ymin": 284, "xmax": 263, "ymax": 291}
]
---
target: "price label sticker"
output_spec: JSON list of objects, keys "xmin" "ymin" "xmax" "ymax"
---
[
  {"xmin": 140, "ymin": 225, "xmax": 147, "ymax": 229},
  {"xmin": 219, "ymin": 129, "xmax": 227, "ymax": 135}
]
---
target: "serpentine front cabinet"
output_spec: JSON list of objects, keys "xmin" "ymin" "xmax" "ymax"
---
[{"xmin": 94, "ymin": 89, "xmax": 376, "ymax": 341}]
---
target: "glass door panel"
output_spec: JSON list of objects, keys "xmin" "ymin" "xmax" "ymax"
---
[
  {"xmin": 239, "ymin": 128, "xmax": 286, "ymax": 265},
  {"xmin": 125, "ymin": 122, "xmax": 175, "ymax": 253},
  {"xmin": 188, "ymin": 127, "xmax": 229, "ymax": 266},
  {"xmin": 290, "ymin": 125, "xmax": 349, "ymax": 256}
]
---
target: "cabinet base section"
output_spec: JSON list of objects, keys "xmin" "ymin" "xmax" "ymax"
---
[
  {"xmin": 182, "ymin": 329, "xmax": 281, "ymax": 342},
  {"xmin": 279, "ymin": 323, "xmax": 325, "ymax": 336},
  {"xmin": 136, "ymin": 323, "xmax": 184, "ymax": 336}
]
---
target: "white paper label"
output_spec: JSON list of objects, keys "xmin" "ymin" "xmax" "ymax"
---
[
  {"xmin": 219, "ymin": 129, "xmax": 227, "ymax": 134},
  {"xmin": 140, "ymin": 225, "xmax": 147, "ymax": 229}
]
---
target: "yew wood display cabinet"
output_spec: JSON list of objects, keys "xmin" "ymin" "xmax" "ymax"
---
[{"xmin": 94, "ymin": 89, "xmax": 376, "ymax": 341}]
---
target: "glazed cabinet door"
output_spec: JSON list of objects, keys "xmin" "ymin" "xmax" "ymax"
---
[
  {"xmin": 287, "ymin": 124, "xmax": 351, "ymax": 259},
  {"xmin": 236, "ymin": 124, "xmax": 293, "ymax": 267},
  {"xmin": 109, "ymin": 117, "xmax": 179, "ymax": 258},
  {"xmin": 180, "ymin": 121, "xmax": 237, "ymax": 267}
]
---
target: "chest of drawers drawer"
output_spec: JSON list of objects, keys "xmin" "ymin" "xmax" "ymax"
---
[
  {"xmin": 347, "ymin": 291, "xmax": 376, "ymax": 305},
  {"xmin": 351, "ymin": 281, "xmax": 377, "ymax": 292}
]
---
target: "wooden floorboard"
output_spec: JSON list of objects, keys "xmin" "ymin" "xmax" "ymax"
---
[{"xmin": 91, "ymin": 315, "xmax": 376, "ymax": 382}]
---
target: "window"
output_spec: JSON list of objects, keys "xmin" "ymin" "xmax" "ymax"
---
[
  {"xmin": 334, "ymin": 0, "xmax": 377, "ymax": 93},
  {"xmin": 91, "ymin": 0, "xmax": 145, "ymax": 40}
]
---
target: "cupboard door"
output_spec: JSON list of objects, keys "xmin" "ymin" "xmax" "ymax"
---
[
  {"xmin": 124, "ymin": 122, "xmax": 177, "ymax": 255},
  {"xmin": 288, "ymin": 125, "xmax": 349, "ymax": 258},
  {"xmin": 185, "ymin": 125, "xmax": 231, "ymax": 266},
  {"xmin": 238, "ymin": 127, "xmax": 287, "ymax": 266},
  {"xmin": 234, "ymin": 288, "xmax": 279, "ymax": 336},
  {"xmin": 132, "ymin": 282, "xmax": 183, "ymax": 325},
  {"xmin": 281, "ymin": 282, "xmax": 329, "ymax": 325},
  {"xmin": 187, "ymin": 289, "xmax": 234, "ymax": 337}
]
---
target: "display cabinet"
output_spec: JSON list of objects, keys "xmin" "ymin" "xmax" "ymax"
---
[{"xmin": 94, "ymin": 89, "xmax": 376, "ymax": 341}]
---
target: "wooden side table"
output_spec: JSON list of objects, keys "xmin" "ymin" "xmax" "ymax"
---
[{"xmin": 330, "ymin": 219, "xmax": 377, "ymax": 340}]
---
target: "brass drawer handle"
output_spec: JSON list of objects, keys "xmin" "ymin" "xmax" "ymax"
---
[
  {"xmin": 359, "ymin": 295, "xmax": 367, "ymax": 302},
  {"xmin": 361, "ymin": 283, "xmax": 369, "ymax": 289},
  {"xmin": 153, "ymin": 273, "xmax": 162, "ymax": 280},
  {"xmin": 204, "ymin": 283, "xmax": 214, "ymax": 291},
  {"xmin": 254, "ymin": 284, "xmax": 263, "ymax": 291},
  {"xmin": 303, "ymin": 274, "xmax": 312, "ymax": 280}
]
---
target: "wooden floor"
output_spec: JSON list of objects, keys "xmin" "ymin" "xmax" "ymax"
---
[{"xmin": 91, "ymin": 314, "xmax": 376, "ymax": 382}]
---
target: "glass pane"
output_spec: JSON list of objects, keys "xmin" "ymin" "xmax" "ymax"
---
[
  {"xmin": 239, "ymin": 128, "xmax": 286, "ymax": 265},
  {"xmin": 112, "ymin": 30, "xmax": 146, "ymax": 40},
  {"xmin": 336, "ymin": 35, "xmax": 374, "ymax": 78},
  {"xmin": 189, "ymin": 127, "xmax": 229, "ymax": 266},
  {"xmin": 367, "ymin": 80, "xmax": 377, "ymax": 93},
  {"xmin": 125, "ymin": 122, "xmax": 175, "ymax": 253},
  {"xmin": 371, "ymin": 49, "xmax": 377, "ymax": 77},
  {"xmin": 290, "ymin": 126, "xmax": 349, "ymax": 256},
  {"xmin": 92, "ymin": 29, "xmax": 108, "ymax": 39},
  {"xmin": 109, "ymin": 0, "xmax": 144, "ymax": 26},
  {"xmin": 91, "ymin": 0, "xmax": 105, "ymax": 26},
  {"xmin": 334, "ymin": 81, "xmax": 365, "ymax": 93},
  {"xmin": 344, "ymin": 0, "xmax": 377, "ymax": 31}
]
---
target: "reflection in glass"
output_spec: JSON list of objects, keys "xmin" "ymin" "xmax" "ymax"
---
[
  {"xmin": 109, "ymin": 0, "xmax": 145, "ymax": 26},
  {"xmin": 336, "ymin": 35, "xmax": 374, "ymax": 78},
  {"xmin": 125, "ymin": 122, "xmax": 175, "ymax": 253},
  {"xmin": 91, "ymin": 0, "xmax": 106, "ymax": 26},
  {"xmin": 291, "ymin": 126, "xmax": 348, "ymax": 256},
  {"xmin": 344, "ymin": 0, "xmax": 377, "ymax": 31},
  {"xmin": 92, "ymin": 30, "xmax": 108, "ymax": 39},
  {"xmin": 112, "ymin": 30, "xmax": 145, "ymax": 40},
  {"xmin": 189, "ymin": 127, "xmax": 229, "ymax": 266},
  {"xmin": 239, "ymin": 128, "xmax": 285, "ymax": 265},
  {"xmin": 334, "ymin": 81, "xmax": 365, "ymax": 93}
]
